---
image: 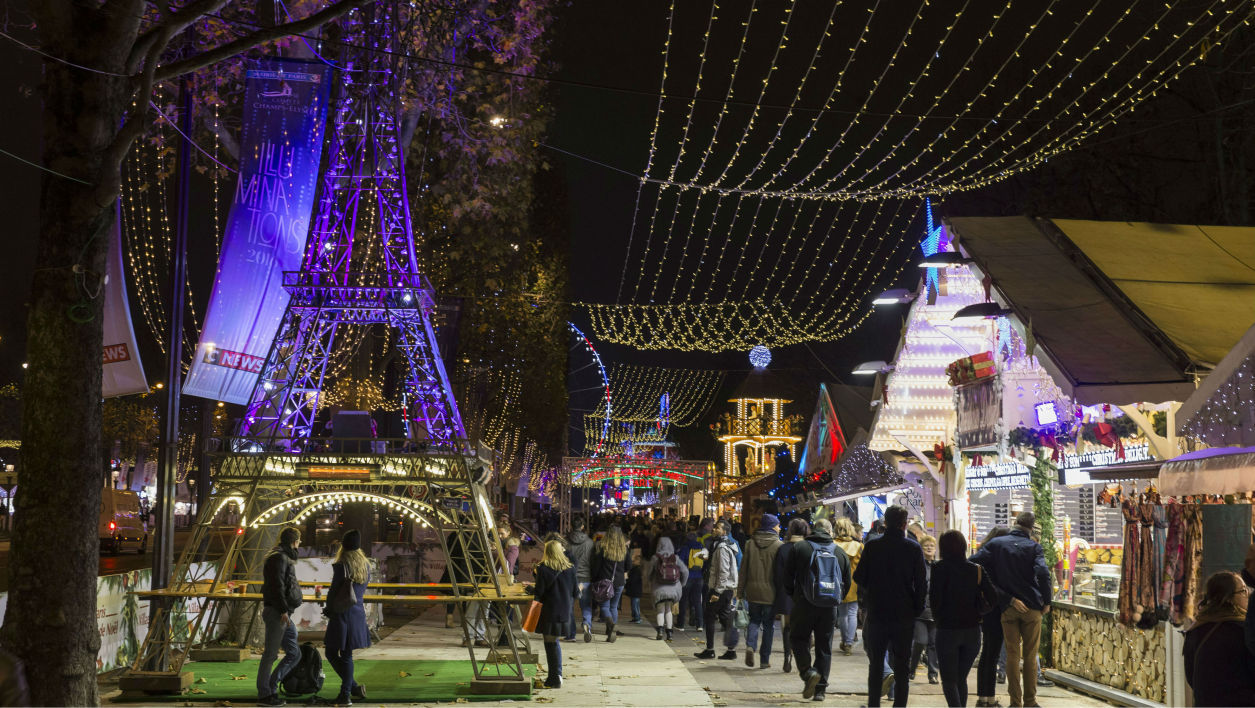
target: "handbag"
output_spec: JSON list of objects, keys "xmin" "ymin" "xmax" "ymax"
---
[
  {"xmin": 327, "ymin": 579, "xmax": 355, "ymax": 615},
  {"xmin": 975, "ymin": 565, "xmax": 995, "ymax": 616},
  {"xmin": 522, "ymin": 600, "xmax": 543, "ymax": 634},
  {"xmin": 592, "ymin": 578, "xmax": 615, "ymax": 603},
  {"xmin": 734, "ymin": 600, "xmax": 750, "ymax": 630}
]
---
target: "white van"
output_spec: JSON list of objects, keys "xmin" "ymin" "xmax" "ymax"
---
[{"xmin": 99, "ymin": 489, "xmax": 148, "ymax": 554}]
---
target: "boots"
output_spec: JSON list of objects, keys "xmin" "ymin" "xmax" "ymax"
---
[
  {"xmin": 665, "ymin": 627, "xmax": 673, "ymax": 641},
  {"xmin": 606, "ymin": 622, "xmax": 617, "ymax": 643},
  {"xmin": 909, "ymin": 643, "xmax": 924, "ymax": 680},
  {"xmin": 656, "ymin": 627, "xmax": 664, "ymax": 640},
  {"xmin": 543, "ymin": 641, "xmax": 563, "ymax": 688}
]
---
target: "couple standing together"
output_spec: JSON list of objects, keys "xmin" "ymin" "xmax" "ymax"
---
[
  {"xmin": 256, "ymin": 526, "xmax": 373, "ymax": 707},
  {"xmin": 859, "ymin": 506, "xmax": 1051, "ymax": 708}
]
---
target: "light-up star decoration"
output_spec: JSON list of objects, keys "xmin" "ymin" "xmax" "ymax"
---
[{"xmin": 749, "ymin": 345, "xmax": 772, "ymax": 369}]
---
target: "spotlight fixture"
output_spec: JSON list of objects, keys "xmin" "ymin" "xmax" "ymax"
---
[
  {"xmin": 852, "ymin": 360, "xmax": 895, "ymax": 376},
  {"xmin": 952, "ymin": 302, "xmax": 1014, "ymax": 321},
  {"xmin": 918, "ymin": 252, "xmax": 971, "ymax": 269},
  {"xmin": 872, "ymin": 288, "xmax": 916, "ymax": 306}
]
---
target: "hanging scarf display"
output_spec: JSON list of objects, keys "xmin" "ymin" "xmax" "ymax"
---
[
  {"xmin": 1118, "ymin": 499, "xmax": 1142, "ymax": 625},
  {"xmin": 1136, "ymin": 501, "xmax": 1157, "ymax": 626},
  {"xmin": 1151, "ymin": 503, "xmax": 1168, "ymax": 619},
  {"xmin": 1160, "ymin": 502, "xmax": 1184, "ymax": 623},
  {"xmin": 1177, "ymin": 505, "xmax": 1204, "ymax": 626}
]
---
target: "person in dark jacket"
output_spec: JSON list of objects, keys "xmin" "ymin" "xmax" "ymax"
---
[
  {"xmin": 773, "ymin": 517, "xmax": 809, "ymax": 674},
  {"xmin": 566, "ymin": 518, "xmax": 594, "ymax": 641},
  {"xmin": 931, "ymin": 530, "xmax": 1000, "ymax": 707},
  {"xmin": 678, "ymin": 532, "xmax": 706, "ymax": 630},
  {"xmin": 626, "ymin": 554, "xmax": 644, "ymax": 624},
  {"xmin": 910, "ymin": 535, "xmax": 941, "ymax": 684},
  {"xmin": 1184, "ymin": 570, "xmax": 1255, "ymax": 706},
  {"xmin": 853, "ymin": 505, "xmax": 927, "ymax": 708},
  {"xmin": 324, "ymin": 529, "xmax": 371, "ymax": 705},
  {"xmin": 970, "ymin": 512, "xmax": 1052, "ymax": 708},
  {"xmin": 972, "ymin": 526, "xmax": 1010, "ymax": 707},
  {"xmin": 533, "ymin": 539, "xmax": 580, "ymax": 688},
  {"xmin": 783, "ymin": 518, "xmax": 851, "ymax": 702},
  {"xmin": 584, "ymin": 526, "xmax": 628, "ymax": 642},
  {"xmin": 257, "ymin": 526, "xmax": 303, "ymax": 706},
  {"xmin": 739, "ymin": 514, "xmax": 784, "ymax": 668}
]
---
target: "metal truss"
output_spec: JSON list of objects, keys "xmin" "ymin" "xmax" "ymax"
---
[{"xmin": 127, "ymin": 1, "xmax": 526, "ymax": 694}]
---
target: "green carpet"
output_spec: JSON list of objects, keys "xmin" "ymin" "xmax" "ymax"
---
[{"xmin": 117, "ymin": 659, "xmax": 535, "ymax": 703}]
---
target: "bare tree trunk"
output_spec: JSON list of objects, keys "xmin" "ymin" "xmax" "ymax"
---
[{"xmin": 0, "ymin": 5, "xmax": 139, "ymax": 702}]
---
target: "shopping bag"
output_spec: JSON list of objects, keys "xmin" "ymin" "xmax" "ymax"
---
[
  {"xmin": 522, "ymin": 600, "xmax": 543, "ymax": 633},
  {"xmin": 734, "ymin": 600, "xmax": 749, "ymax": 630}
]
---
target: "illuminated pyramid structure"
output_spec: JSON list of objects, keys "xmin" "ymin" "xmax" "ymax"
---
[{"xmin": 123, "ymin": 2, "xmax": 530, "ymax": 694}]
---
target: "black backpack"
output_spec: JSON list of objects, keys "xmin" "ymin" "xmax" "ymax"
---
[{"xmin": 282, "ymin": 642, "xmax": 325, "ymax": 696}]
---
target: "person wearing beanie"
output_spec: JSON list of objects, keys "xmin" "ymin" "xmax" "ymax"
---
[
  {"xmin": 324, "ymin": 529, "xmax": 371, "ymax": 706},
  {"xmin": 738, "ymin": 514, "xmax": 784, "ymax": 668},
  {"xmin": 258, "ymin": 526, "xmax": 303, "ymax": 706}
]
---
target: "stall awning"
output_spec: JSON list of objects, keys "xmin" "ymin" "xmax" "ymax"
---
[
  {"xmin": 947, "ymin": 216, "xmax": 1255, "ymax": 405},
  {"xmin": 1159, "ymin": 446, "xmax": 1255, "ymax": 496}
]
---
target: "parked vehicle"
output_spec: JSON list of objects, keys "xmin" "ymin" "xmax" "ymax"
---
[{"xmin": 99, "ymin": 489, "xmax": 148, "ymax": 554}]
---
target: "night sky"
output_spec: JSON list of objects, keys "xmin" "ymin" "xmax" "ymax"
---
[{"xmin": 1, "ymin": 0, "xmax": 1244, "ymax": 461}]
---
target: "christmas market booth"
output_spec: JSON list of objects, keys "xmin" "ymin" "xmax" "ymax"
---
[{"xmin": 944, "ymin": 215, "xmax": 1255, "ymax": 706}]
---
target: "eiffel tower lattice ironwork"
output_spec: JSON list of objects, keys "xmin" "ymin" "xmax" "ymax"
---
[{"xmin": 120, "ymin": 2, "xmax": 531, "ymax": 696}]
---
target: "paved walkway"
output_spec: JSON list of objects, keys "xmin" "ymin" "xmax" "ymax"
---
[{"xmin": 103, "ymin": 608, "xmax": 1109, "ymax": 706}]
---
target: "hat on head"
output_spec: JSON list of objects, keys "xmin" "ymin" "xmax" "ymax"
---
[
  {"xmin": 342, "ymin": 529, "xmax": 361, "ymax": 551},
  {"xmin": 761, "ymin": 513, "xmax": 780, "ymax": 529}
]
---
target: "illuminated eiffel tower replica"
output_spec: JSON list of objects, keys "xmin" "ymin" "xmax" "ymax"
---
[{"xmin": 122, "ymin": 2, "xmax": 531, "ymax": 695}]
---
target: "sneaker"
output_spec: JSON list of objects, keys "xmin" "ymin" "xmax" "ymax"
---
[
  {"xmin": 631, "ymin": 618, "xmax": 644, "ymax": 624},
  {"xmin": 928, "ymin": 673, "xmax": 939, "ymax": 685},
  {"xmin": 257, "ymin": 696, "xmax": 286, "ymax": 707},
  {"xmin": 839, "ymin": 642, "xmax": 853, "ymax": 656},
  {"xmin": 745, "ymin": 649, "xmax": 755, "ymax": 667},
  {"xmin": 583, "ymin": 623, "xmax": 593, "ymax": 643},
  {"xmin": 880, "ymin": 673, "xmax": 895, "ymax": 697},
  {"xmin": 445, "ymin": 614, "xmax": 457, "ymax": 628},
  {"xmin": 812, "ymin": 691, "xmax": 826, "ymax": 702},
  {"xmin": 1037, "ymin": 676, "xmax": 1055, "ymax": 687},
  {"xmin": 351, "ymin": 684, "xmax": 366, "ymax": 700},
  {"xmin": 718, "ymin": 650, "xmax": 737, "ymax": 660},
  {"xmin": 997, "ymin": 671, "xmax": 1006, "ymax": 685},
  {"xmin": 333, "ymin": 696, "xmax": 352, "ymax": 707},
  {"xmin": 802, "ymin": 669, "xmax": 822, "ymax": 699},
  {"xmin": 761, "ymin": 663, "xmax": 771, "ymax": 669},
  {"xmin": 783, "ymin": 652, "xmax": 792, "ymax": 673},
  {"xmin": 695, "ymin": 649, "xmax": 717, "ymax": 659}
]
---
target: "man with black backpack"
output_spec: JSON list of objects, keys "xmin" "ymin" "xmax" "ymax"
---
[
  {"xmin": 783, "ymin": 517, "xmax": 851, "ymax": 702},
  {"xmin": 257, "ymin": 526, "xmax": 304, "ymax": 707},
  {"xmin": 854, "ymin": 505, "xmax": 927, "ymax": 707}
]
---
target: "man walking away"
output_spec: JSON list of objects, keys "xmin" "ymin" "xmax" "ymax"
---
[
  {"xmin": 678, "ymin": 531, "xmax": 706, "ymax": 630},
  {"xmin": 694, "ymin": 520, "xmax": 739, "ymax": 660},
  {"xmin": 854, "ymin": 506, "xmax": 926, "ymax": 707},
  {"xmin": 833, "ymin": 517, "xmax": 864, "ymax": 656},
  {"xmin": 784, "ymin": 518, "xmax": 850, "ymax": 702},
  {"xmin": 257, "ymin": 526, "xmax": 303, "ymax": 706},
  {"xmin": 565, "ymin": 517, "xmax": 594, "ymax": 641},
  {"xmin": 739, "ymin": 514, "xmax": 783, "ymax": 668},
  {"xmin": 970, "ymin": 512, "xmax": 1052, "ymax": 708}
]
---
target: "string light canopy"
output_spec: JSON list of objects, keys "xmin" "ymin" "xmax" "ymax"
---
[{"xmin": 581, "ymin": 0, "xmax": 1250, "ymax": 352}]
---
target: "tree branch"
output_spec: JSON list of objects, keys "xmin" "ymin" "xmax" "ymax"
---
[
  {"xmin": 127, "ymin": 0, "xmax": 231, "ymax": 74},
  {"xmin": 154, "ymin": 0, "xmax": 371, "ymax": 82}
]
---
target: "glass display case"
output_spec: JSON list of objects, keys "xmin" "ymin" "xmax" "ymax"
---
[{"xmin": 1070, "ymin": 562, "xmax": 1120, "ymax": 612}]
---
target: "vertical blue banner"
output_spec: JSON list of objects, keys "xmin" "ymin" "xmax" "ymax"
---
[{"xmin": 184, "ymin": 58, "xmax": 329, "ymax": 403}]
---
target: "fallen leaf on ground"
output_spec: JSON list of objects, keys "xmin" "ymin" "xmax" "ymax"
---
[
  {"xmin": 187, "ymin": 689, "xmax": 206, "ymax": 695},
  {"xmin": 399, "ymin": 670, "xmax": 412, "ymax": 678},
  {"xmin": 534, "ymin": 698, "xmax": 554, "ymax": 703},
  {"xmin": 194, "ymin": 677, "xmax": 207, "ymax": 684},
  {"xmin": 213, "ymin": 702, "xmax": 233, "ymax": 707},
  {"xmin": 229, "ymin": 674, "xmax": 247, "ymax": 680},
  {"xmin": 424, "ymin": 672, "xmax": 435, "ymax": 676}
]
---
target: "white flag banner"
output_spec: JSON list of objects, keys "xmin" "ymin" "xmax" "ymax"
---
[{"xmin": 102, "ymin": 207, "xmax": 148, "ymax": 398}]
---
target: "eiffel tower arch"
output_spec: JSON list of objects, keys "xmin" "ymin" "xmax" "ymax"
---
[{"xmin": 119, "ymin": 1, "xmax": 531, "ymax": 695}]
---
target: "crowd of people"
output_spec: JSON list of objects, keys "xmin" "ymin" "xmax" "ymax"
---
[{"xmin": 529, "ymin": 506, "xmax": 1065, "ymax": 707}]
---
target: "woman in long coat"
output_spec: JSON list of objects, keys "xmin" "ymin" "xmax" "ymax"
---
[
  {"xmin": 533, "ymin": 539, "xmax": 579, "ymax": 688},
  {"xmin": 324, "ymin": 529, "xmax": 371, "ymax": 705},
  {"xmin": 647, "ymin": 536, "xmax": 689, "ymax": 641}
]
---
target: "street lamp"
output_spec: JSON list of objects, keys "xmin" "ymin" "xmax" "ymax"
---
[
  {"xmin": 852, "ymin": 360, "xmax": 895, "ymax": 376},
  {"xmin": 872, "ymin": 288, "xmax": 916, "ymax": 306},
  {"xmin": 918, "ymin": 252, "xmax": 971, "ymax": 269}
]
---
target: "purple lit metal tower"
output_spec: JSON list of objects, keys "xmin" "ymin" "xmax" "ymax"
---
[{"xmin": 242, "ymin": 3, "xmax": 465, "ymax": 448}]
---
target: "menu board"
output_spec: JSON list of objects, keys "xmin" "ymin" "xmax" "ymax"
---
[{"xmin": 970, "ymin": 482, "xmax": 1123, "ymax": 546}]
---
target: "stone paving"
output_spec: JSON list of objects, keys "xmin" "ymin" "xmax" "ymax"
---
[{"xmin": 102, "ymin": 607, "xmax": 1112, "ymax": 706}]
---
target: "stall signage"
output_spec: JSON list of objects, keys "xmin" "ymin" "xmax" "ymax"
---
[
  {"xmin": 966, "ymin": 460, "xmax": 1030, "ymax": 490},
  {"xmin": 1060, "ymin": 442, "xmax": 1152, "ymax": 485}
]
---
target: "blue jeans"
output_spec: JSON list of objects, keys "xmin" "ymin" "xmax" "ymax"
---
[
  {"xmin": 745, "ymin": 602, "xmax": 775, "ymax": 663},
  {"xmin": 257, "ymin": 606, "xmax": 300, "ymax": 698},
  {"xmin": 326, "ymin": 646, "xmax": 356, "ymax": 698},
  {"xmin": 630, "ymin": 597, "xmax": 642, "ymax": 621},
  {"xmin": 582, "ymin": 584, "xmax": 618, "ymax": 626},
  {"xmin": 837, "ymin": 601, "xmax": 858, "ymax": 645}
]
